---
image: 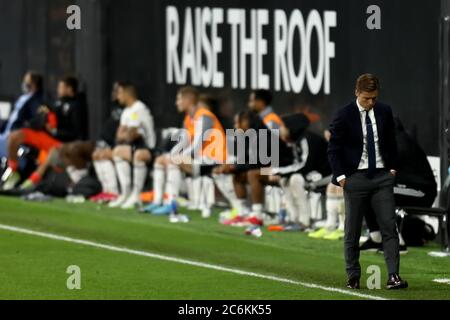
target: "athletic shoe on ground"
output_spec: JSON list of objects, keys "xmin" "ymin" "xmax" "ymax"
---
[
  {"xmin": 66, "ymin": 195, "xmax": 86, "ymax": 204},
  {"xmin": 286, "ymin": 223, "xmax": 313, "ymax": 233},
  {"xmin": 283, "ymin": 223, "xmax": 310, "ymax": 232},
  {"xmin": 89, "ymin": 193, "xmax": 102, "ymax": 202},
  {"xmin": 219, "ymin": 208, "xmax": 238, "ymax": 222},
  {"xmin": 243, "ymin": 216, "xmax": 264, "ymax": 226},
  {"xmin": 245, "ymin": 226, "xmax": 262, "ymax": 237},
  {"xmin": 1, "ymin": 169, "xmax": 20, "ymax": 191},
  {"xmin": 121, "ymin": 193, "xmax": 140, "ymax": 210},
  {"xmin": 176, "ymin": 197, "xmax": 190, "ymax": 208},
  {"xmin": 323, "ymin": 229, "xmax": 345, "ymax": 240},
  {"xmin": 21, "ymin": 191, "xmax": 52, "ymax": 202},
  {"xmin": 399, "ymin": 245, "xmax": 408, "ymax": 254},
  {"xmin": 221, "ymin": 215, "xmax": 246, "ymax": 226},
  {"xmin": 308, "ymin": 227, "xmax": 331, "ymax": 239},
  {"xmin": 108, "ymin": 194, "xmax": 129, "ymax": 208},
  {"xmin": 169, "ymin": 214, "xmax": 190, "ymax": 223},
  {"xmin": 19, "ymin": 179, "xmax": 36, "ymax": 191},
  {"xmin": 141, "ymin": 203, "xmax": 163, "ymax": 213},
  {"xmin": 201, "ymin": 207, "xmax": 212, "ymax": 218},
  {"xmin": 90, "ymin": 192, "xmax": 118, "ymax": 203},
  {"xmin": 187, "ymin": 202, "xmax": 199, "ymax": 210},
  {"xmin": 359, "ymin": 238, "xmax": 383, "ymax": 252},
  {"xmin": 152, "ymin": 204, "xmax": 173, "ymax": 215},
  {"xmin": 103, "ymin": 192, "xmax": 118, "ymax": 201}
]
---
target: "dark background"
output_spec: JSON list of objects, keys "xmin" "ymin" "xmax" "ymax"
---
[{"xmin": 0, "ymin": 0, "xmax": 449, "ymax": 162}]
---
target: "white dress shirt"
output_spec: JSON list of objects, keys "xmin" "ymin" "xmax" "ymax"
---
[{"xmin": 336, "ymin": 100, "xmax": 385, "ymax": 183}]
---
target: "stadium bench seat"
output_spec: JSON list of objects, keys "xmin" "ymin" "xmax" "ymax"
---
[{"xmin": 397, "ymin": 175, "xmax": 450, "ymax": 253}]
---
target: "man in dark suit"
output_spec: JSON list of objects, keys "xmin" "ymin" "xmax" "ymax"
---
[{"xmin": 328, "ymin": 74, "xmax": 408, "ymax": 290}]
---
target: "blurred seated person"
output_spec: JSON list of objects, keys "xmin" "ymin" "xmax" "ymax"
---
[
  {"xmin": 1, "ymin": 76, "xmax": 87, "ymax": 190},
  {"xmin": 37, "ymin": 82, "xmax": 125, "ymax": 199},
  {"xmin": 213, "ymin": 90, "xmax": 283, "ymax": 221},
  {"xmin": 270, "ymin": 114, "xmax": 332, "ymax": 231},
  {"xmin": 107, "ymin": 82, "xmax": 156, "ymax": 209},
  {"xmin": 306, "ymin": 129, "xmax": 345, "ymax": 240},
  {"xmin": 144, "ymin": 88, "xmax": 227, "ymax": 215},
  {"xmin": 214, "ymin": 110, "xmax": 294, "ymax": 226},
  {"xmin": 248, "ymin": 89, "xmax": 284, "ymax": 131},
  {"xmin": 361, "ymin": 117, "xmax": 438, "ymax": 252},
  {"xmin": 91, "ymin": 82, "xmax": 124, "ymax": 198},
  {"xmin": 0, "ymin": 71, "xmax": 44, "ymax": 158}
]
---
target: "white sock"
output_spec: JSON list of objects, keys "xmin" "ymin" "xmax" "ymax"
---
[
  {"xmin": 93, "ymin": 161, "xmax": 109, "ymax": 192},
  {"xmin": 199, "ymin": 176, "xmax": 215, "ymax": 209},
  {"xmin": 191, "ymin": 177, "xmax": 202, "ymax": 208},
  {"xmin": 101, "ymin": 160, "xmax": 119, "ymax": 194},
  {"xmin": 236, "ymin": 199, "xmax": 250, "ymax": 216},
  {"xmin": 290, "ymin": 174, "xmax": 311, "ymax": 226},
  {"xmin": 185, "ymin": 177, "xmax": 193, "ymax": 204},
  {"xmin": 399, "ymin": 233, "xmax": 406, "ymax": 246},
  {"xmin": 251, "ymin": 203, "xmax": 263, "ymax": 218},
  {"xmin": 370, "ymin": 231, "xmax": 382, "ymax": 243},
  {"xmin": 153, "ymin": 164, "xmax": 165, "ymax": 205},
  {"xmin": 281, "ymin": 178, "xmax": 297, "ymax": 223},
  {"xmin": 165, "ymin": 164, "xmax": 182, "ymax": 202},
  {"xmin": 213, "ymin": 174, "xmax": 238, "ymax": 207},
  {"xmin": 132, "ymin": 161, "xmax": 147, "ymax": 198},
  {"xmin": 114, "ymin": 156, "xmax": 131, "ymax": 196},
  {"xmin": 326, "ymin": 195, "xmax": 340, "ymax": 231}
]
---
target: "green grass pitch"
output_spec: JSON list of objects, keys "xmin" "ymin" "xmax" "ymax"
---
[{"xmin": 0, "ymin": 196, "xmax": 449, "ymax": 300}]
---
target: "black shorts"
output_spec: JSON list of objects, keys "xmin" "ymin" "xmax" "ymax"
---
[
  {"xmin": 129, "ymin": 138, "xmax": 150, "ymax": 152},
  {"xmin": 116, "ymin": 139, "xmax": 156, "ymax": 167},
  {"xmin": 191, "ymin": 163, "xmax": 219, "ymax": 177}
]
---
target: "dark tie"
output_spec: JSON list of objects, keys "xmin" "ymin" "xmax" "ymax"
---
[{"xmin": 365, "ymin": 110, "xmax": 376, "ymax": 178}]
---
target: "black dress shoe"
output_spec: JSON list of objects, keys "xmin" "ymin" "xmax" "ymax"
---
[
  {"xmin": 346, "ymin": 277, "xmax": 360, "ymax": 289},
  {"xmin": 386, "ymin": 274, "xmax": 408, "ymax": 290},
  {"xmin": 360, "ymin": 238, "xmax": 382, "ymax": 252}
]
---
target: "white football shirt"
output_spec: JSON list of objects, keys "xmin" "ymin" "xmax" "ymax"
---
[{"xmin": 120, "ymin": 100, "xmax": 156, "ymax": 149}]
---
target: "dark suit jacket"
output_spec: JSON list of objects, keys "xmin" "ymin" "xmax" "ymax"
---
[{"xmin": 327, "ymin": 101, "xmax": 398, "ymax": 186}]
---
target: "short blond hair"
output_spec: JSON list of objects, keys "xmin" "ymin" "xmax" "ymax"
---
[
  {"xmin": 356, "ymin": 74, "xmax": 380, "ymax": 93},
  {"xmin": 178, "ymin": 86, "xmax": 199, "ymax": 102}
]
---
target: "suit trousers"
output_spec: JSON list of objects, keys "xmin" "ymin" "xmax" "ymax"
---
[{"xmin": 343, "ymin": 170, "xmax": 400, "ymax": 279}]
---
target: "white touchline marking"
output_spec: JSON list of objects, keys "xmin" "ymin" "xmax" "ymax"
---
[
  {"xmin": 433, "ymin": 279, "xmax": 450, "ymax": 285},
  {"xmin": 0, "ymin": 223, "xmax": 388, "ymax": 300}
]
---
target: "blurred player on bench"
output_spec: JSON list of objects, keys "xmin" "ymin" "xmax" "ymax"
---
[
  {"xmin": 107, "ymin": 82, "xmax": 156, "ymax": 209},
  {"xmin": 90, "ymin": 82, "xmax": 124, "ymax": 201},
  {"xmin": 214, "ymin": 90, "xmax": 292, "ymax": 226},
  {"xmin": 1, "ymin": 76, "xmax": 87, "ymax": 190},
  {"xmin": 214, "ymin": 109, "xmax": 293, "ymax": 226},
  {"xmin": 143, "ymin": 86, "xmax": 226, "ymax": 216}
]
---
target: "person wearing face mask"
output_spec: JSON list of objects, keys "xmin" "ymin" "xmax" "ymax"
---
[
  {"xmin": 0, "ymin": 71, "xmax": 44, "ymax": 158},
  {"xmin": 1, "ymin": 75, "xmax": 86, "ymax": 191}
]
